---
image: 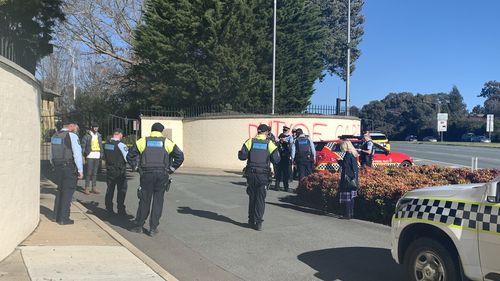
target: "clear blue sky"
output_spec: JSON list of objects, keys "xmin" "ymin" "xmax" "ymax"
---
[{"xmin": 312, "ymin": 0, "xmax": 500, "ymax": 110}]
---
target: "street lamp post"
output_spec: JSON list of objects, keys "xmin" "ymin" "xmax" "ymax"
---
[
  {"xmin": 272, "ymin": 0, "xmax": 277, "ymax": 115},
  {"xmin": 345, "ymin": 0, "xmax": 351, "ymax": 116}
]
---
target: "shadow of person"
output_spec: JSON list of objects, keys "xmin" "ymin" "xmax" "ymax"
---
[
  {"xmin": 76, "ymin": 199, "xmax": 136, "ymax": 231},
  {"xmin": 266, "ymin": 202, "xmax": 326, "ymax": 216},
  {"xmin": 298, "ymin": 247, "xmax": 405, "ymax": 281},
  {"xmin": 230, "ymin": 181, "xmax": 247, "ymax": 187},
  {"xmin": 177, "ymin": 207, "xmax": 249, "ymax": 229},
  {"xmin": 40, "ymin": 205, "xmax": 55, "ymax": 221}
]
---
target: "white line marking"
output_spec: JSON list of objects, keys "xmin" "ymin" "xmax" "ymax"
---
[{"xmin": 413, "ymin": 158, "xmax": 469, "ymax": 168}]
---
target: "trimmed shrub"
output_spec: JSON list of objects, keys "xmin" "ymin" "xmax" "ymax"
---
[{"xmin": 297, "ymin": 166, "xmax": 500, "ymax": 224}]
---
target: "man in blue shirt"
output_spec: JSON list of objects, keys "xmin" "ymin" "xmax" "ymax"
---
[
  {"xmin": 51, "ymin": 120, "xmax": 83, "ymax": 225},
  {"xmin": 104, "ymin": 128, "xmax": 130, "ymax": 216}
]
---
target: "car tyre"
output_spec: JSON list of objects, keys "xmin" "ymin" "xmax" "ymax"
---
[
  {"xmin": 404, "ymin": 238, "xmax": 461, "ymax": 281},
  {"xmin": 400, "ymin": 160, "xmax": 412, "ymax": 168}
]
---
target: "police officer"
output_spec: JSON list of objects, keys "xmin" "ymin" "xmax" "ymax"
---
[
  {"xmin": 291, "ymin": 128, "xmax": 316, "ymax": 181},
  {"xmin": 127, "ymin": 123, "xmax": 184, "ymax": 236},
  {"xmin": 51, "ymin": 120, "xmax": 84, "ymax": 225},
  {"xmin": 359, "ymin": 133, "xmax": 374, "ymax": 168},
  {"xmin": 276, "ymin": 133, "xmax": 291, "ymax": 191},
  {"xmin": 238, "ymin": 124, "xmax": 280, "ymax": 231},
  {"xmin": 104, "ymin": 128, "xmax": 130, "ymax": 216}
]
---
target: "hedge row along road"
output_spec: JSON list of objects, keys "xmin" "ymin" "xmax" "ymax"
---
[{"xmin": 391, "ymin": 142, "xmax": 500, "ymax": 169}]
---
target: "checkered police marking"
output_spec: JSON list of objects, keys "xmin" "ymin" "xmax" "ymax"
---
[{"xmin": 395, "ymin": 198, "xmax": 500, "ymax": 234}]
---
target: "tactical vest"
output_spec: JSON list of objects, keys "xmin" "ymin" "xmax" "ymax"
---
[
  {"xmin": 295, "ymin": 137, "xmax": 312, "ymax": 162},
  {"xmin": 361, "ymin": 140, "xmax": 374, "ymax": 156},
  {"xmin": 51, "ymin": 131, "xmax": 74, "ymax": 165},
  {"xmin": 140, "ymin": 137, "xmax": 170, "ymax": 170},
  {"xmin": 104, "ymin": 140, "xmax": 125, "ymax": 167},
  {"xmin": 247, "ymin": 138, "xmax": 271, "ymax": 170}
]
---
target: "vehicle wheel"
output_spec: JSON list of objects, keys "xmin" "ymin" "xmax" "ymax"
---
[
  {"xmin": 404, "ymin": 238, "xmax": 461, "ymax": 281},
  {"xmin": 400, "ymin": 160, "xmax": 412, "ymax": 167}
]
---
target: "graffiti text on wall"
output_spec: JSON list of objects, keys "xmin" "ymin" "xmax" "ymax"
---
[{"xmin": 248, "ymin": 120, "xmax": 360, "ymax": 140}]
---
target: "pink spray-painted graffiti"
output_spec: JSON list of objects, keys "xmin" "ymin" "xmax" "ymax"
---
[{"xmin": 248, "ymin": 120, "xmax": 361, "ymax": 140}]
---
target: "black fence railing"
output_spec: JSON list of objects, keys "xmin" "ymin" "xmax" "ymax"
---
[
  {"xmin": 0, "ymin": 36, "xmax": 37, "ymax": 74},
  {"xmin": 140, "ymin": 104, "xmax": 339, "ymax": 118}
]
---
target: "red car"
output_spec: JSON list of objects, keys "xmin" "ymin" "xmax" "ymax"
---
[{"xmin": 314, "ymin": 139, "xmax": 413, "ymax": 172}]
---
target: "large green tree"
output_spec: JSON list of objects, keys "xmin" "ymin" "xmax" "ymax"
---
[
  {"xmin": 479, "ymin": 80, "xmax": 500, "ymax": 116},
  {"xmin": 0, "ymin": 0, "xmax": 64, "ymax": 71},
  {"xmin": 275, "ymin": 0, "xmax": 328, "ymax": 112}
]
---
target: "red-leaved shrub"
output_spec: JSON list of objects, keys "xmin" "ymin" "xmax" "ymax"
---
[{"xmin": 297, "ymin": 166, "xmax": 500, "ymax": 224}]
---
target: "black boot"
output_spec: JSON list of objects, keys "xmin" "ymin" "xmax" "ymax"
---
[
  {"xmin": 130, "ymin": 225, "xmax": 143, "ymax": 233},
  {"xmin": 254, "ymin": 222, "xmax": 262, "ymax": 231}
]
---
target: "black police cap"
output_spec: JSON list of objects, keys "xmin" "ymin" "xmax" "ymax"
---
[
  {"xmin": 151, "ymin": 122, "xmax": 165, "ymax": 132},
  {"xmin": 113, "ymin": 128, "xmax": 123, "ymax": 134},
  {"xmin": 257, "ymin": 124, "xmax": 269, "ymax": 133}
]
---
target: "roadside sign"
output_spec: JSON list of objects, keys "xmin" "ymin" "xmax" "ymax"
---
[
  {"xmin": 437, "ymin": 113, "xmax": 448, "ymax": 121},
  {"xmin": 487, "ymin": 114, "xmax": 494, "ymax": 133},
  {"xmin": 437, "ymin": 120, "xmax": 447, "ymax": 132},
  {"xmin": 133, "ymin": 120, "xmax": 139, "ymax": 131}
]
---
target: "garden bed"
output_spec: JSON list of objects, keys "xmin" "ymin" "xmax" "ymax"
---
[{"xmin": 296, "ymin": 166, "xmax": 500, "ymax": 224}]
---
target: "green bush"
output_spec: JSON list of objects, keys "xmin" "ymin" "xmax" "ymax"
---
[{"xmin": 297, "ymin": 166, "xmax": 500, "ymax": 224}]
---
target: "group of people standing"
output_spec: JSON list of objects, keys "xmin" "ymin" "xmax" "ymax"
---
[
  {"xmin": 238, "ymin": 124, "xmax": 316, "ymax": 230},
  {"xmin": 51, "ymin": 120, "xmax": 184, "ymax": 237}
]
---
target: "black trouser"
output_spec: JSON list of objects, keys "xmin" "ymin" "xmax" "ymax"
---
[
  {"xmin": 53, "ymin": 165, "xmax": 77, "ymax": 222},
  {"xmin": 135, "ymin": 171, "xmax": 168, "ymax": 229},
  {"xmin": 344, "ymin": 200, "xmax": 355, "ymax": 219},
  {"xmin": 85, "ymin": 158, "xmax": 100, "ymax": 187},
  {"xmin": 276, "ymin": 160, "xmax": 290, "ymax": 190},
  {"xmin": 246, "ymin": 173, "xmax": 268, "ymax": 224},
  {"xmin": 297, "ymin": 161, "xmax": 313, "ymax": 181},
  {"xmin": 361, "ymin": 154, "xmax": 373, "ymax": 168},
  {"xmin": 105, "ymin": 166, "xmax": 128, "ymax": 212}
]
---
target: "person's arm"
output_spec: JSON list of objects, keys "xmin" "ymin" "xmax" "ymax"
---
[
  {"xmin": 168, "ymin": 144, "xmax": 184, "ymax": 173},
  {"xmin": 117, "ymin": 142, "xmax": 129, "ymax": 161},
  {"xmin": 238, "ymin": 139, "xmax": 252, "ymax": 161},
  {"xmin": 126, "ymin": 143, "xmax": 140, "ymax": 170},
  {"xmin": 268, "ymin": 142, "xmax": 281, "ymax": 165},
  {"xmin": 291, "ymin": 142, "xmax": 296, "ymax": 162},
  {"xmin": 309, "ymin": 140, "xmax": 316, "ymax": 159},
  {"xmin": 69, "ymin": 133, "xmax": 84, "ymax": 178},
  {"xmin": 80, "ymin": 134, "xmax": 88, "ymax": 156}
]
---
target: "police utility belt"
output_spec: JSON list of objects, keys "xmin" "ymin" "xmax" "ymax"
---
[{"xmin": 245, "ymin": 167, "xmax": 271, "ymax": 175}]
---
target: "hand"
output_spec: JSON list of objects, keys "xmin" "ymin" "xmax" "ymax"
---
[{"xmin": 78, "ymin": 172, "xmax": 84, "ymax": 180}]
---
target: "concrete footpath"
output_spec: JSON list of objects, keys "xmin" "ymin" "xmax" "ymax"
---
[{"xmin": 0, "ymin": 179, "xmax": 178, "ymax": 281}]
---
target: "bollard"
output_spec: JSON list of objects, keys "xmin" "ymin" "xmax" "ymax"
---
[{"xmin": 471, "ymin": 157, "xmax": 479, "ymax": 171}]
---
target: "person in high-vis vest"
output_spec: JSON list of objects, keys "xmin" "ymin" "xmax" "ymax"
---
[
  {"xmin": 81, "ymin": 123, "xmax": 104, "ymax": 195},
  {"xmin": 127, "ymin": 123, "xmax": 184, "ymax": 236},
  {"xmin": 291, "ymin": 128, "xmax": 316, "ymax": 181},
  {"xmin": 104, "ymin": 128, "xmax": 130, "ymax": 216},
  {"xmin": 51, "ymin": 120, "xmax": 84, "ymax": 225},
  {"xmin": 239, "ymin": 124, "xmax": 280, "ymax": 231}
]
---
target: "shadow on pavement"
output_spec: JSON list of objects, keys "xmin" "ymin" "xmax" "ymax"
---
[
  {"xmin": 223, "ymin": 170, "xmax": 244, "ymax": 176},
  {"xmin": 77, "ymin": 200, "xmax": 136, "ymax": 231},
  {"xmin": 266, "ymin": 202, "xmax": 326, "ymax": 216},
  {"xmin": 298, "ymin": 247, "xmax": 405, "ymax": 281},
  {"xmin": 177, "ymin": 206, "xmax": 250, "ymax": 229},
  {"xmin": 230, "ymin": 181, "xmax": 247, "ymax": 187},
  {"xmin": 40, "ymin": 205, "xmax": 55, "ymax": 221}
]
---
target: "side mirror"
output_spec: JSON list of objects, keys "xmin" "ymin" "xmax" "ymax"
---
[{"xmin": 486, "ymin": 182, "xmax": 500, "ymax": 203}]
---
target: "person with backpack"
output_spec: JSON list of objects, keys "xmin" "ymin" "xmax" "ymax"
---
[{"xmin": 291, "ymin": 128, "xmax": 316, "ymax": 181}]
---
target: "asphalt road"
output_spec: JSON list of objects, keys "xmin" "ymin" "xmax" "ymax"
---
[
  {"xmin": 74, "ymin": 173, "xmax": 404, "ymax": 281},
  {"xmin": 391, "ymin": 143, "xmax": 500, "ymax": 169}
]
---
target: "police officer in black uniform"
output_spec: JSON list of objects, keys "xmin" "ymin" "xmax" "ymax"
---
[
  {"xmin": 359, "ymin": 133, "xmax": 374, "ymax": 168},
  {"xmin": 275, "ymin": 133, "xmax": 291, "ymax": 191},
  {"xmin": 51, "ymin": 120, "xmax": 84, "ymax": 225},
  {"xmin": 127, "ymin": 123, "xmax": 184, "ymax": 236},
  {"xmin": 239, "ymin": 124, "xmax": 280, "ymax": 231},
  {"xmin": 292, "ymin": 128, "xmax": 316, "ymax": 181},
  {"xmin": 104, "ymin": 128, "xmax": 130, "ymax": 216}
]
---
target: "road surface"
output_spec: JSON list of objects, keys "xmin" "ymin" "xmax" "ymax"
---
[
  {"xmin": 74, "ymin": 174, "xmax": 404, "ymax": 281},
  {"xmin": 391, "ymin": 142, "xmax": 500, "ymax": 169}
]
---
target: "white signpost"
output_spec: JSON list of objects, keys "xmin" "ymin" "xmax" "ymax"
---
[
  {"xmin": 437, "ymin": 113, "xmax": 448, "ymax": 142},
  {"xmin": 487, "ymin": 114, "xmax": 494, "ymax": 140}
]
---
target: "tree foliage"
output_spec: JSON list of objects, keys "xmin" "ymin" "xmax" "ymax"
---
[
  {"xmin": 0, "ymin": 0, "xmax": 64, "ymax": 61},
  {"xmin": 130, "ymin": 0, "xmax": 360, "ymax": 113},
  {"xmin": 479, "ymin": 81, "xmax": 500, "ymax": 116}
]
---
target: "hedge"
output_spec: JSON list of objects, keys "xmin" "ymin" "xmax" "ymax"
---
[{"xmin": 296, "ymin": 166, "xmax": 500, "ymax": 224}]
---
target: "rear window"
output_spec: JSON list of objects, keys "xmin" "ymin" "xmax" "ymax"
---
[{"xmin": 314, "ymin": 142, "xmax": 327, "ymax": 151}]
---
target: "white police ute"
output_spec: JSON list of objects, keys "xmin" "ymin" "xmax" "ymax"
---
[{"xmin": 391, "ymin": 177, "xmax": 500, "ymax": 281}]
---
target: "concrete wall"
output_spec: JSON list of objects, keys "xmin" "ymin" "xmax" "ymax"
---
[
  {"xmin": 0, "ymin": 56, "xmax": 40, "ymax": 261},
  {"xmin": 140, "ymin": 117, "xmax": 184, "ymax": 150},
  {"xmin": 141, "ymin": 115, "xmax": 360, "ymax": 171}
]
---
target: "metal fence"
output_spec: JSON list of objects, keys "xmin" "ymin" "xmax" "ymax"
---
[
  {"xmin": 140, "ymin": 104, "xmax": 338, "ymax": 118},
  {"xmin": 0, "ymin": 36, "xmax": 37, "ymax": 74}
]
